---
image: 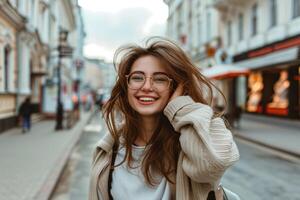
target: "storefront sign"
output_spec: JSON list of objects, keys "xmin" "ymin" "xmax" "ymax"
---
[{"xmin": 234, "ymin": 34, "xmax": 300, "ymax": 62}]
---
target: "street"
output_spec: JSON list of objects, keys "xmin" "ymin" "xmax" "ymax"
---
[
  {"xmin": 50, "ymin": 111, "xmax": 105, "ymax": 200},
  {"xmin": 50, "ymin": 112, "xmax": 300, "ymax": 200}
]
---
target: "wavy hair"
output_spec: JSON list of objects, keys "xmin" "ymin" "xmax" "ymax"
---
[{"xmin": 103, "ymin": 37, "xmax": 225, "ymax": 186}]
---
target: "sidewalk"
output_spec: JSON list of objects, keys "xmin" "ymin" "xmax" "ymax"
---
[
  {"xmin": 234, "ymin": 113, "xmax": 300, "ymax": 158},
  {"xmin": 0, "ymin": 111, "xmax": 93, "ymax": 200}
]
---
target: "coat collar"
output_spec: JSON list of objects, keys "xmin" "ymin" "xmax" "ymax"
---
[{"xmin": 96, "ymin": 132, "xmax": 115, "ymax": 152}]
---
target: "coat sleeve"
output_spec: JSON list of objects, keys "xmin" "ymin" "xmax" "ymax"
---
[{"xmin": 164, "ymin": 96, "xmax": 240, "ymax": 184}]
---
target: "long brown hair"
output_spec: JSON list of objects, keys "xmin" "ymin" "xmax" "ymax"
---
[{"xmin": 103, "ymin": 37, "xmax": 225, "ymax": 186}]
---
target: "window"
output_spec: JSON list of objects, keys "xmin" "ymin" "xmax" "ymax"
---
[
  {"xmin": 293, "ymin": 0, "xmax": 300, "ymax": 18},
  {"xmin": 251, "ymin": 3, "xmax": 258, "ymax": 36},
  {"xmin": 30, "ymin": 0, "xmax": 35, "ymax": 24},
  {"xmin": 206, "ymin": 12, "xmax": 211, "ymax": 41},
  {"xmin": 177, "ymin": 3, "xmax": 183, "ymax": 39},
  {"xmin": 238, "ymin": 13, "xmax": 244, "ymax": 40},
  {"xmin": 270, "ymin": 0, "xmax": 277, "ymax": 27},
  {"xmin": 4, "ymin": 45, "xmax": 11, "ymax": 91},
  {"xmin": 228, "ymin": 21, "xmax": 232, "ymax": 46},
  {"xmin": 198, "ymin": 18, "xmax": 202, "ymax": 45}
]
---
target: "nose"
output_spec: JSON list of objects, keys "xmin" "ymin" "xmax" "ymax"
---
[{"xmin": 141, "ymin": 77, "xmax": 153, "ymax": 91}]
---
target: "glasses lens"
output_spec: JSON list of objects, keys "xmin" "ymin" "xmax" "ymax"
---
[
  {"xmin": 128, "ymin": 73, "xmax": 145, "ymax": 89},
  {"xmin": 152, "ymin": 74, "xmax": 170, "ymax": 91}
]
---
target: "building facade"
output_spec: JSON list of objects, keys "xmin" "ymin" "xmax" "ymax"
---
[
  {"xmin": 0, "ymin": 0, "xmax": 85, "ymax": 133},
  {"xmin": 164, "ymin": 0, "xmax": 235, "ymax": 116},
  {"xmin": 0, "ymin": 0, "xmax": 26, "ymax": 132},
  {"xmin": 164, "ymin": 0, "xmax": 300, "ymax": 121},
  {"xmin": 214, "ymin": 0, "xmax": 300, "ymax": 119}
]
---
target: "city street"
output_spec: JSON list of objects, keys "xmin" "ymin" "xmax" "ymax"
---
[
  {"xmin": 1, "ymin": 1, "xmax": 300, "ymax": 200},
  {"xmin": 50, "ymin": 112, "xmax": 300, "ymax": 200}
]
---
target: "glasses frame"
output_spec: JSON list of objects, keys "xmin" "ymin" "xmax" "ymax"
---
[{"xmin": 125, "ymin": 72, "xmax": 173, "ymax": 91}]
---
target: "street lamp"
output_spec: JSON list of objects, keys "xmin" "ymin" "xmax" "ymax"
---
[{"xmin": 55, "ymin": 29, "xmax": 73, "ymax": 130}]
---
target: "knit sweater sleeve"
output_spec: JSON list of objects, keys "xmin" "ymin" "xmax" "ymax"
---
[{"xmin": 164, "ymin": 96, "xmax": 240, "ymax": 184}]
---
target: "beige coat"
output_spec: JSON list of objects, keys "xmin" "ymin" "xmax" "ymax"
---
[{"xmin": 89, "ymin": 96, "xmax": 240, "ymax": 200}]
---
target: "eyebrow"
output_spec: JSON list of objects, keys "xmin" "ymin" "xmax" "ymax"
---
[{"xmin": 130, "ymin": 71, "xmax": 169, "ymax": 76}]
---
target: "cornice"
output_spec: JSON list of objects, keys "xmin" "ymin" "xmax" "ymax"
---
[
  {"xmin": 0, "ymin": 0, "xmax": 26, "ymax": 30},
  {"xmin": 61, "ymin": 0, "xmax": 76, "ymax": 29}
]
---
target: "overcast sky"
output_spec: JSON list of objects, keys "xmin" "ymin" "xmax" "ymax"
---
[{"xmin": 78, "ymin": 0, "xmax": 168, "ymax": 62}]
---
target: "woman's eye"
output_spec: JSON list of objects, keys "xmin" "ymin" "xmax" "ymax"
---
[
  {"xmin": 131, "ymin": 75, "xmax": 144, "ymax": 81},
  {"xmin": 153, "ymin": 76, "xmax": 168, "ymax": 82}
]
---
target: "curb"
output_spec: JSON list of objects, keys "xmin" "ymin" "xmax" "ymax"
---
[
  {"xmin": 33, "ymin": 111, "xmax": 94, "ymax": 200},
  {"xmin": 234, "ymin": 133, "xmax": 300, "ymax": 159}
]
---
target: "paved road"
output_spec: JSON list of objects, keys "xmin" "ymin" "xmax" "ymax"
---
[
  {"xmin": 222, "ymin": 139, "xmax": 300, "ymax": 200},
  {"xmin": 50, "ymin": 111, "xmax": 105, "ymax": 200},
  {"xmin": 51, "ymin": 113, "xmax": 300, "ymax": 200}
]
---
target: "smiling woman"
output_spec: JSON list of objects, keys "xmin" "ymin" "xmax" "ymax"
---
[{"xmin": 89, "ymin": 37, "xmax": 240, "ymax": 200}]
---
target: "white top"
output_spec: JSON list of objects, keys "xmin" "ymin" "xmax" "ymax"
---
[{"xmin": 110, "ymin": 145, "xmax": 171, "ymax": 200}]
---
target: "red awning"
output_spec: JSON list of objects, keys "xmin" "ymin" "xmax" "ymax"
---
[{"xmin": 201, "ymin": 64, "xmax": 249, "ymax": 79}]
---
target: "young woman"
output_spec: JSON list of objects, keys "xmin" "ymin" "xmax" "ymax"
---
[{"xmin": 89, "ymin": 37, "xmax": 240, "ymax": 200}]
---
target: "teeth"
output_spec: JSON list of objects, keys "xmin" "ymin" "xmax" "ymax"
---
[{"xmin": 139, "ymin": 97, "xmax": 155, "ymax": 102}]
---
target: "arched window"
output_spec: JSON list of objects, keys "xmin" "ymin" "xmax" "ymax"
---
[{"xmin": 4, "ymin": 45, "xmax": 11, "ymax": 91}]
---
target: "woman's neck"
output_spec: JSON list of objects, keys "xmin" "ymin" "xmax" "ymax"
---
[{"xmin": 134, "ymin": 115, "xmax": 159, "ymax": 146}]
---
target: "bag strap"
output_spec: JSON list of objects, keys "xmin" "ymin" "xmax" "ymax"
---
[
  {"xmin": 207, "ymin": 185, "xmax": 228, "ymax": 200},
  {"xmin": 108, "ymin": 144, "xmax": 118, "ymax": 200},
  {"xmin": 222, "ymin": 186, "xmax": 228, "ymax": 200}
]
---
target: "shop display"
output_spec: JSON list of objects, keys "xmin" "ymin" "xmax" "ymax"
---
[
  {"xmin": 247, "ymin": 72, "xmax": 263, "ymax": 112},
  {"xmin": 267, "ymin": 70, "xmax": 290, "ymax": 115}
]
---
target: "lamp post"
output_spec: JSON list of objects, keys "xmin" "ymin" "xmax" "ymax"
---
[{"xmin": 55, "ymin": 29, "xmax": 73, "ymax": 130}]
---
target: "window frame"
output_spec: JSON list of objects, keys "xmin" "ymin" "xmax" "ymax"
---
[
  {"xmin": 270, "ymin": 0, "xmax": 277, "ymax": 27},
  {"xmin": 251, "ymin": 3, "xmax": 258, "ymax": 36},
  {"xmin": 292, "ymin": 0, "xmax": 300, "ymax": 18}
]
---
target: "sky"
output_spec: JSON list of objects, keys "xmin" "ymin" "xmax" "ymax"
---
[{"xmin": 78, "ymin": 0, "xmax": 168, "ymax": 62}]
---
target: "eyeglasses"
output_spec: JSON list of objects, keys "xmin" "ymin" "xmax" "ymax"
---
[{"xmin": 126, "ymin": 72, "xmax": 173, "ymax": 92}]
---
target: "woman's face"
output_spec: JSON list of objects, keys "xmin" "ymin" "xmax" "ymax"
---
[{"xmin": 127, "ymin": 55, "xmax": 172, "ymax": 118}]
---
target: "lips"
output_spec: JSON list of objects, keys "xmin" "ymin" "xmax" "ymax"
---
[{"xmin": 136, "ymin": 96, "xmax": 158, "ymax": 104}]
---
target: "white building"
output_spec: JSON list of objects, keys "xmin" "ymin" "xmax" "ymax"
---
[
  {"xmin": 0, "ymin": 0, "xmax": 85, "ymax": 133},
  {"xmin": 82, "ymin": 58, "xmax": 116, "ymax": 94},
  {"xmin": 213, "ymin": 0, "xmax": 300, "ymax": 119},
  {"xmin": 43, "ymin": 0, "xmax": 85, "ymax": 115},
  {"xmin": 164, "ymin": 0, "xmax": 300, "ymax": 121},
  {"xmin": 164, "ymin": 0, "xmax": 231, "ymax": 112},
  {"xmin": 164, "ymin": 0, "xmax": 221, "ymax": 67}
]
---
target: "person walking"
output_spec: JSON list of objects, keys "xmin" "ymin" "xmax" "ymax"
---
[
  {"xmin": 89, "ymin": 37, "xmax": 240, "ymax": 200},
  {"xmin": 18, "ymin": 97, "xmax": 32, "ymax": 133}
]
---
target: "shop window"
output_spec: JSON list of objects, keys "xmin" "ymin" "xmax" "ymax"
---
[
  {"xmin": 247, "ymin": 72, "xmax": 264, "ymax": 113},
  {"xmin": 267, "ymin": 70, "xmax": 290, "ymax": 115}
]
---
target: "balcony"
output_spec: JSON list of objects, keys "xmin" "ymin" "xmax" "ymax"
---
[{"xmin": 212, "ymin": 0, "xmax": 248, "ymax": 13}]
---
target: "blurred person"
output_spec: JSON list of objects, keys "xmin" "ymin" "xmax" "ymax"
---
[
  {"xmin": 72, "ymin": 94, "xmax": 80, "ymax": 120},
  {"xmin": 18, "ymin": 97, "xmax": 32, "ymax": 133},
  {"xmin": 85, "ymin": 93, "xmax": 94, "ymax": 111},
  {"xmin": 89, "ymin": 37, "xmax": 240, "ymax": 200}
]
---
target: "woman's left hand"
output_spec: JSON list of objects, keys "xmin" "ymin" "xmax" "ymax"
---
[{"xmin": 169, "ymin": 83, "xmax": 184, "ymax": 102}]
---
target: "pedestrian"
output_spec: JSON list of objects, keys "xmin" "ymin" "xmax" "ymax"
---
[
  {"xmin": 18, "ymin": 97, "xmax": 32, "ymax": 133},
  {"xmin": 89, "ymin": 37, "xmax": 240, "ymax": 200}
]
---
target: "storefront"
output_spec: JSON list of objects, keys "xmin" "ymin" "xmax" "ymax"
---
[
  {"xmin": 234, "ymin": 34, "xmax": 300, "ymax": 119},
  {"xmin": 202, "ymin": 64, "xmax": 249, "ymax": 125}
]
